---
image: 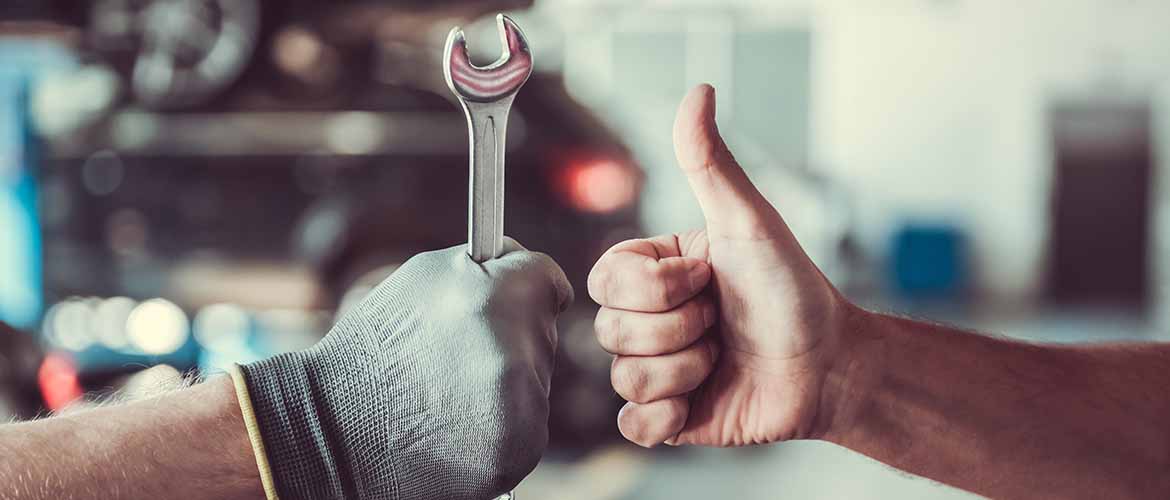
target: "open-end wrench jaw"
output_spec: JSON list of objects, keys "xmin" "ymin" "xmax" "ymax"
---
[
  {"xmin": 443, "ymin": 14, "xmax": 533, "ymax": 104},
  {"xmin": 443, "ymin": 14, "xmax": 532, "ymax": 263}
]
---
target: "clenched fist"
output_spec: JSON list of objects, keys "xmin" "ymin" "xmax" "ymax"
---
[
  {"xmin": 588, "ymin": 84, "xmax": 856, "ymax": 448},
  {"xmin": 242, "ymin": 240, "xmax": 572, "ymax": 499}
]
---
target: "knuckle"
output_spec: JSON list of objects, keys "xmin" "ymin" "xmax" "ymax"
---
[
  {"xmin": 657, "ymin": 283, "xmax": 677, "ymax": 311},
  {"xmin": 527, "ymin": 250, "xmax": 556, "ymax": 270},
  {"xmin": 641, "ymin": 261, "xmax": 675, "ymax": 310},
  {"xmin": 587, "ymin": 259, "xmax": 613, "ymax": 305},
  {"xmin": 662, "ymin": 353, "xmax": 694, "ymax": 384},
  {"xmin": 660, "ymin": 354, "xmax": 685, "ymax": 381},
  {"xmin": 526, "ymin": 252, "xmax": 571, "ymax": 297},
  {"xmin": 664, "ymin": 401, "xmax": 690, "ymax": 444},
  {"xmin": 655, "ymin": 304, "xmax": 698, "ymax": 352},
  {"xmin": 665, "ymin": 398, "xmax": 689, "ymax": 429},
  {"xmin": 675, "ymin": 302, "xmax": 701, "ymax": 339},
  {"xmin": 654, "ymin": 270, "xmax": 683, "ymax": 310},
  {"xmin": 611, "ymin": 358, "xmax": 650, "ymax": 403},
  {"xmin": 594, "ymin": 309, "xmax": 626, "ymax": 353},
  {"xmin": 689, "ymin": 340, "xmax": 715, "ymax": 375}
]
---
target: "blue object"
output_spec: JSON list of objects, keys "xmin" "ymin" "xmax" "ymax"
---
[
  {"xmin": 890, "ymin": 223, "xmax": 966, "ymax": 299},
  {"xmin": 0, "ymin": 41, "xmax": 76, "ymax": 328},
  {"xmin": 0, "ymin": 43, "xmax": 57, "ymax": 328}
]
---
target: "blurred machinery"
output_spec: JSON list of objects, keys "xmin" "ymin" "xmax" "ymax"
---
[{"xmin": 6, "ymin": 0, "xmax": 641, "ymax": 447}]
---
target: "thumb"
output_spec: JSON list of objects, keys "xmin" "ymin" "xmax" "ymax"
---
[{"xmin": 673, "ymin": 84, "xmax": 782, "ymax": 239}]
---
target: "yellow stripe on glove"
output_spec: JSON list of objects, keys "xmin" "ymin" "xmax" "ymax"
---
[{"xmin": 228, "ymin": 364, "xmax": 280, "ymax": 500}]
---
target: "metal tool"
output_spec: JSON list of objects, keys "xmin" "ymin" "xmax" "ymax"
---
[{"xmin": 444, "ymin": 14, "xmax": 533, "ymax": 263}]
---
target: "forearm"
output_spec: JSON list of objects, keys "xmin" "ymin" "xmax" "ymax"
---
[
  {"xmin": 0, "ymin": 376, "xmax": 262, "ymax": 500},
  {"xmin": 822, "ymin": 305, "xmax": 1170, "ymax": 500}
]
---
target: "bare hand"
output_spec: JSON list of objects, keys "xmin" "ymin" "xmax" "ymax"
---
[{"xmin": 588, "ymin": 84, "xmax": 852, "ymax": 447}]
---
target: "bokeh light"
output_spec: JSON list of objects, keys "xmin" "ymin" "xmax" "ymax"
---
[{"xmin": 126, "ymin": 298, "xmax": 190, "ymax": 355}]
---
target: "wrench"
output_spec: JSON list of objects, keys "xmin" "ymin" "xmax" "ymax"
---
[
  {"xmin": 445, "ymin": 17, "xmax": 532, "ymax": 500},
  {"xmin": 444, "ymin": 14, "xmax": 533, "ymax": 262}
]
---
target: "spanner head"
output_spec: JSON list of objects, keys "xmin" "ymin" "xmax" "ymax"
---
[{"xmin": 443, "ymin": 14, "xmax": 533, "ymax": 103}]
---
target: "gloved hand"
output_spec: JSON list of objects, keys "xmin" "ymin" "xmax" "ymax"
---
[{"xmin": 237, "ymin": 240, "xmax": 573, "ymax": 499}]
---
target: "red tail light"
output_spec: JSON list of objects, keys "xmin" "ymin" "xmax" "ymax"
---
[
  {"xmin": 38, "ymin": 352, "xmax": 83, "ymax": 411},
  {"xmin": 557, "ymin": 157, "xmax": 639, "ymax": 214}
]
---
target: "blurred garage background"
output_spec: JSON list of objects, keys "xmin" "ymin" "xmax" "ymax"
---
[{"xmin": 3, "ymin": 0, "xmax": 1170, "ymax": 498}]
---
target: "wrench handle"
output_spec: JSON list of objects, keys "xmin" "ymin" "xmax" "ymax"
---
[{"xmin": 463, "ymin": 99, "xmax": 513, "ymax": 262}]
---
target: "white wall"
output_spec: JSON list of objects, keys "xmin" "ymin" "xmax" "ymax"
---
[
  {"xmin": 542, "ymin": 0, "xmax": 1170, "ymax": 305},
  {"xmin": 813, "ymin": 0, "xmax": 1170, "ymax": 302}
]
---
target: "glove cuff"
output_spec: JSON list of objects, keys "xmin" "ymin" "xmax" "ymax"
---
[
  {"xmin": 227, "ymin": 364, "xmax": 280, "ymax": 500},
  {"xmin": 240, "ymin": 351, "xmax": 349, "ymax": 499}
]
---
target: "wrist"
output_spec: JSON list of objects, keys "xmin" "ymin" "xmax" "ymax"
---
[
  {"xmin": 811, "ymin": 301, "xmax": 886, "ymax": 444},
  {"xmin": 239, "ymin": 350, "xmax": 347, "ymax": 499},
  {"xmin": 228, "ymin": 365, "xmax": 279, "ymax": 499},
  {"xmin": 207, "ymin": 376, "xmax": 268, "ymax": 497},
  {"xmin": 149, "ymin": 376, "xmax": 265, "ymax": 499}
]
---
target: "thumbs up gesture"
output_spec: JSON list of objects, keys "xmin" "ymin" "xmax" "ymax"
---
[{"xmin": 588, "ymin": 85, "xmax": 856, "ymax": 447}]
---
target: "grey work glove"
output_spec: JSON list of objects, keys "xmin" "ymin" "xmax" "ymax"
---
[{"xmin": 240, "ymin": 240, "xmax": 573, "ymax": 499}]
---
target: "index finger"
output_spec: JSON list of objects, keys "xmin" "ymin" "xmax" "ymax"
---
[{"xmin": 588, "ymin": 237, "xmax": 710, "ymax": 312}]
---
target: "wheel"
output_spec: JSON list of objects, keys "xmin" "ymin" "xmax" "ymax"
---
[{"xmin": 89, "ymin": 0, "xmax": 261, "ymax": 109}]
